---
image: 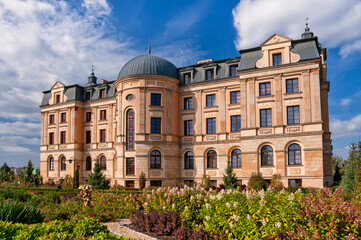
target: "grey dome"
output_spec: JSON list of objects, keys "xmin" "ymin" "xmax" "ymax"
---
[{"xmin": 118, "ymin": 55, "xmax": 179, "ymax": 79}]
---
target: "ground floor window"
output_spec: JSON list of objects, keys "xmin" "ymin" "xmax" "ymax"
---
[
  {"xmin": 125, "ymin": 180, "xmax": 134, "ymax": 188},
  {"xmin": 184, "ymin": 180, "xmax": 194, "ymax": 186},
  {"xmin": 126, "ymin": 157, "xmax": 135, "ymax": 175},
  {"xmin": 264, "ymin": 179, "xmax": 271, "ymax": 187},
  {"xmin": 150, "ymin": 180, "xmax": 162, "ymax": 187},
  {"xmin": 288, "ymin": 179, "xmax": 302, "ymax": 187},
  {"xmin": 211, "ymin": 180, "xmax": 217, "ymax": 187}
]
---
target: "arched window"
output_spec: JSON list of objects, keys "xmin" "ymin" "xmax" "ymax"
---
[
  {"xmin": 184, "ymin": 151, "xmax": 194, "ymax": 169},
  {"xmin": 261, "ymin": 145, "xmax": 273, "ymax": 166},
  {"xmin": 126, "ymin": 109, "xmax": 135, "ymax": 150},
  {"xmin": 86, "ymin": 156, "xmax": 92, "ymax": 171},
  {"xmin": 100, "ymin": 155, "xmax": 106, "ymax": 170},
  {"xmin": 231, "ymin": 149, "xmax": 242, "ymax": 168},
  {"xmin": 150, "ymin": 150, "xmax": 161, "ymax": 169},
  {"xmin": 60, "ymin": 156, "xmax": 66, "ymax": 171},
  {"xmin": 49, "ymin": 157, "xmax": 54, "ymax": 171},
  {"xmin": 288, "ymin": 144, "xmax": 301, "ymax": 165},
  {"xmin": 207, "ymin": 150, "xmax": 217, "ymax": 168}
]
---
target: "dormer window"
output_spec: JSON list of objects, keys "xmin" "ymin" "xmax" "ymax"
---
[
  {"xmin": 86, "ymin": 91, "xmax": 91, "ymax": 101},
  {"xmin": 205, "ymin": 69, "xmax": 214, "ymax": 80},
  {"xmin": 184, "ymin": 73, "xmax": 191, "ymax": 84},
  {"xmin": 55, "ymin": 94, "xmax": 60, "ymax": 104},
  {"xmin": 273, "ymin": 53, "xmax": 282, "ymax": 66},
  {"xmin": 100, "ymin": 89, "xmax": 106, "ymax": 99},
  {"xmin": 230, "ymin": 65, "xmax": 238, "ymax": 77}
]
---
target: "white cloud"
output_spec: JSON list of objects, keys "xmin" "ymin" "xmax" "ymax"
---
[
  {"xmin": 340, "ymin": 98, "xmax": 352, "ymax": 106},
  {"xmin": 0, "ymin": 122, "xmax": 40, "ymax": 136},
  {"xmin": 0, "ymin": 146, "xmax": 32, "ymax": 153},
  {"xmin": 0, "ymin": 136, "xmax": 40, "ymax": 145},
  {"xmin": 330, "ymin": 114, "xmax": 361, "ymax": 139},
  {"xmin": 232, "ymin": 0, "xmax": 361, "ymax": 56},
  {"xmin": 340, "ymin": 40, "xmax": 361, "ymax": 57}
]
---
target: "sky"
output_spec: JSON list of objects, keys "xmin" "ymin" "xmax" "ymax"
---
[{"xmin": 0, "ymin": 0, "xmax": 361, "ymax": 167}]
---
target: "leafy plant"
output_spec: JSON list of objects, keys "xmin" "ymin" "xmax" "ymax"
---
[
  {"xmin": 139, "ymin": 172, "xmax": 146, "ymax": 190},
  {"xmin": 223, "ymin": 159, "xmax": 238, "ymax": 189},
  {"xmin": 270, "ymin": 174, "xmax": 283, "ymax": 191},
  {"xmin": 87, "ymin": 160, "xmax": 110, "ymax": 190},
  {"xmin": 248, "ymin": 172, "xmax": 266, "ymax": 191},
  {"xmin": 0, "ymin": 200, "xmax": 44, "ymax": 224}
]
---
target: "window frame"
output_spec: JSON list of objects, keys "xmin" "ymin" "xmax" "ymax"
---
[
  {"xmin": 205, "ymin": 69, "xmax": 214, "ymax": 80},
  {"xmin": 100, "ymin": 155, "xmax": 106, "ymax": 170},
  {"xmin": 100, "ymin": 110, "xmax": 106, "ymax": 121},
  {"xmin": 100, "ymin": 89, "xmax": 106, "ymax": 99},
  {"xmin": 287, "ymin": 106, "xmax": 300, "ymax": 125},
  {"xmin": 151, "ymin": 93, "xmax": 161, "ymax": 106},
  {"xmin": 86, "ymin": 156, "xmax": 92, "ymax": 171},
  {"xmin": 273, "ymin": 53, "xmax": 282, "ymax": 66},
  {"xmin": 85, "ymin": 130, "xmax": 91, "ymax": 144},
  {"xmin": 184, "ymin": 97, "xmax": 193, "ymax": 110},
  {"xmin": 231, "ymin": 148, "xmax": 242, "ymax": 168},
  {"xmin": 261, "ymin": 145, "xmax": 274, "ymax": 166},
  {"xmin": 288, "ymin": 144, "xmax": 302, "ymax": 165},
  {"xmin": 85, "ymin": 112, "xmax": 92, "ymax": 122},
  {"xmin": 60, "ymin": 131, "xmax": 66, "ymax": 144},
  {"xmin": 259, "ymin": 82, "xmax": 271, "ymax": 96},
  {"xmin": 286, "ymin": 79, "xmax": 299, "ymax": 93},
  {"xmin": 150, "ymin": 150, "xmax": 161, "ymax": 169},
  {"xmin": 49, "ymin": 114, "xmax": 55, "ymax": 125},
  {"xmin": 231, "ymin": 115, "xmax": 241, "ymax": 132},
  {"xmin": 183, "ymin": 73, "xmax": 191, "ymax": 84},
  {"xmin": 126, "ymin": 157, "xmax": 135, "ymax": 175},
  {"xmin": 61, "ymin": 112, "xmax": 66, "ymax": 123},
  {"xmin": 206, "ymin": 118, "xmax": 216, "ymax": 134},
  {"xmin": 260, "ymin": 108, "xmax": 272, "ymax": 127},
  {"xmin": 184, "ymin": 120, "xmax": 193, "ymax": 136},
  {"xmin": 230, "ymin": 91, "xmax": 240, "ymax": 104},
  {"xmin": 206, "ymin": 94, "xmax": 216, "ymax": 107},
  {"xmin": 126, "ymin": 109, "xmax": 135, "ymax": 150},
  {"xmin": 207, "ymin": 150, "xmax": 217, "ymax": 169},
  {"xmin": 100, "ymin": 129, "xmax": 106, "ymax": 143},
  {"xmin": 184, "ymin": 151, "xmax": 194, "ymax": 169},
  {"xmin": 60, "ymin": 156, "xmax": 66, "ymax": 171},
  {"xmin": 49, "ymin": 157, "xmax": 54, "ymax": 171},
  {"xmin": 230, "ymin": 65, "xmax": 238, "ymax": 77},
  {"xmin": 86, "ymin": 91, "xmax": 91, "ymax": 101},
  {"xmin": 151, "ymin": 117, "xmax": 161, "ymax": 134},
  {"xmin": 49, "ymin": 132, "xmax": 54, "ymax": 145}
]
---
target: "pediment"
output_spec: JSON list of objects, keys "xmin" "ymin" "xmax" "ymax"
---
[
  {"xmin": 51, "ymin": 81, "xmax": 65, "ymax": 90},
  {"xmin": 261, "ymin": 34, "xmax": 292, "ymax": 46}
]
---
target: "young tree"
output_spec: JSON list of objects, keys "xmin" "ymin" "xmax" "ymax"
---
[
  {"xmin": 25, "ymin": 160, "xmax": 34, "ymax": 184},
  {"xmin": 341, "ymin": 141, "xmax": 361, "ymax": 195},
  {"xmin": 0, "ymin": 162, "xmax": 11, "ymax": 182},
  {"xmin": 223, "ymin": 159, "xmax": 238, "ymax": 189},
  {"xmin": 87, "ymin": 160, "xmax": 110, "ymax": 190},
  {"xmin": 333, "ymin": 156, "xmax": 343, "ymax": 184},
  {"xmin": 73, "ymin": 168, "xmax": 80, "ymax": 189}
]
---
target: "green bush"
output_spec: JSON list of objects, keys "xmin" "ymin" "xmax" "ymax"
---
[
  {"xmin": 139, "ymin": 172, "xmax": 146, "ymax": 190},
  {"xmin": 270, "ymin": 174, "xmax": 283, "ymax": 191},
  {"xmin": 248, "ymin": 173, "xmax": 266, "ymax": 191},
  {"xmin": 0, "ymin": 200, "xmax": 44, "ymax": 224}
]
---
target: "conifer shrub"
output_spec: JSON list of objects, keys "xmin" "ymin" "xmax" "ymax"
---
[
  {"xmin": 87, "ymin": 161, "xmax": 110, "ymax": 190},
  {"xmin": 248, "ymin": 173, "xmax": 266, "ymax": 191},
  {"xmin": 223, "ymin": 160, "xmax": 238, "ymax": 189}
]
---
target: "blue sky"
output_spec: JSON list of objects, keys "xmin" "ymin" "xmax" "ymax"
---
[{"xmin": 0, "ymin": 0, "xmax": 361, "ymax": 167}]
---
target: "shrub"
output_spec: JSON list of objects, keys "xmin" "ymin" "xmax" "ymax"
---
[
  {"xmin": 87, "ymin": 161, "xmax": 110, "ymax": 190},
  {"xmin": 223, "ymin": 160, "xmax": 238, "ymax": 189},
  {"xmin": 248, "ymin": 173, "xmax": 266, "ymax": 191},
  {"xmin": 270, "ymin": 174, "xmax": 283, "ymax": 191},
  {"xmin": 203, "ymin": 175, "xmax": 211, "ymax": 188},
  {"xmin": 139, "ymin": 172, "xmax": 146, "ymax": 190},
  {"xmin": 0, "ymin": 200, "xmax": 44, "ymax": 224}
]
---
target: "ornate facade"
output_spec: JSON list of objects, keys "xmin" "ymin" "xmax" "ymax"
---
[{"xmin": 40, "ymin": 28, "xmax": 332, "ymax": 188}]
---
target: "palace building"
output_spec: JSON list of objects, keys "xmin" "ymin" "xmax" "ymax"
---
[{"xmin": 40, "ymin": 26, "xmax": 332, "ymax": 188}]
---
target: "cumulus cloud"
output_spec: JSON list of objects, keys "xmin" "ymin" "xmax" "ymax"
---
[
  {"xmin": 232, "ymin": 0, "xmax": 361, "ymax": 57},
  {"xmin": 330, "ymin": 114, "xmax": 361, "ymax": 139},
  {"xmin": 340, "ymin": 98, "xmax": 352, "ymax": 106}
]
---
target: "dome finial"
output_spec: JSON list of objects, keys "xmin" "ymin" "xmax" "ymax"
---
[
  {"xmin": 148, "ymin": 35, "xmax": 151, "ymax": 55},
  {"xmin": 91, "ymin": 65, "xmax": 94, "ymax": 75},
  {"xmin": 301, "ymin": 17, "xmax": 314, "ymax": 39},
  {"xmin": 305, "ymin": 17, "xmax": 310, "ymax": 32}
]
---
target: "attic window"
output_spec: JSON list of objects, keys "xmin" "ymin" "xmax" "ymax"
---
[
  {"xmin": 86, "ymin": 91, "xmax": 91, "ymax": 101},
  {"xmin": 230, "ymin": 65, "xmax": 238, "ymax": 77},
  {"xmin": 273, "ymin": 53, "xmax": 282, "ymax": 66},
  {"xmin": 184, "ymin": 73, "xmax": 191, "ymax": 84},
  {"xmin": 205, "ymin": 69, "xmax": 214, "ymax": 80},
  {"xmin": 100, "ymin": 89, "xmax": 106, "ymax": 99},
  {"xmin": 55, "ymin": 94, "xmax": 60, "ymax": 104}
]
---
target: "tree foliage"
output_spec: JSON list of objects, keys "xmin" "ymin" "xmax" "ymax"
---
[
  {"xmin": 0, "ymin": 162, "xmax": 13, "ymax": 182},
  {"xmin": 24, "ymin": 160, "xmax": 34, "ymax": 184},
  {"xmin": 248, "ymin": 173, "xmax": 266, "ymax": 191},
  {"xmin": 332, "ymin": 156, "xmax": 343, "ymax": 184},
  {"xmin": 223, "ymin": 159, "xmax": 238, "ymax": 189},
  {"xmin": 73, "ymin": 168, "xmax": 80, "ymax": 189},
  {"xmin": 340, "ymin": 141, "xmax": 361, "ymax": 195},
  {"xmin": 87, "ymin": 161, "xmax": 110, "ymax": 190}
]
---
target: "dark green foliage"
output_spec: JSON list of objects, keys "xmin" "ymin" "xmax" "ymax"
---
[
  {"xmin": 333, "ymin": 156, "xmax": 343, "ymax": 184},
  {"xmin": 0, "ymin": 186, "xmax": 32, "ymax": 202},
  {"xmin": 87, "ymin": 161, "xmax": 110, "ymax": 190},
  {"xmin": 341, "ymin": 141, "xmax": 361, "ymax": 195},
  {"xmin": 25, "ymin": 160, "xmax": 34, "ymax": 184},
  {"xmin": 0, "ymin": 163, "xmax": 13, "ymax": 182},
  {"xmin": 223, "ymin": 159, "xmax": 238, "ymax": 189},
  {"xmin": 0, "ymin": 200, "xmax": 44, "ymax": 224},
  {"xmin": 139, "ymin": 172, "xmax": 146, "ymax": 190},
  {"xmin": 73, "ymin": 168, "xmax": 80, "ymax": 189},
  {"xmin": 248, "ymin": 172, "xmax": 266, "ymax": 191}
]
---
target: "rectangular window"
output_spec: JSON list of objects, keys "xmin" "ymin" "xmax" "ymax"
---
[
  {"xmin": 287, "ymin": 106, "xmax": 300, "ymax": 125},
  {"xmin": 86, "ymin": 130, "xmax": 91, "ymax": 144},
  {"xmin": 100, "ymin": 129, "xmax": 106, "ymax": 142},
  {"xmin": 49, "ymin": 132, "xmax": 54, "ymax": 145},
  {"xmin": 206, "ymin": 94, "xmax": 216, "ymax": 107},
  {"xmin": 230, "ymin": 91, "xmax": 240, "ymax": 104},
  {"xmin": 126, "ymin": 157, "xmax": 135, "ymax": 175},
  {"xmin": 61, "ymin": 112, "xmax": 66, "ymax": 123},
  {"xmin": 150, "ymin": 180, "xmax": 162, "ymax": 187},
  {"xmin": 125, "ymin": 181, "xmax": 135, "ymax": 188},
  {"xmin": 60, "ymin": 131, "xmax": 66, "ymax": 144},
  {"xmin": 151, "ymin": 117, "xmax": 161, "ymax": 134},
  {"xmin": 184, "ymin": 97, "xmax": 193, "ymax": 110},
  {"xmin": 184, "ymin": 120, "xmax": 193, "ymax": 136},
  {"xmin": 211, "ymin": 180, "xmax": 217, "ymax": 187},
  {"xmin": 55, "ymin": 94, "xmax": 60, "ymax": 103},
  {"xmin": 286, "ymin": 79, "xmax": 299, "ymax": 93},
  {"xmin": 205, "ymin": 69, "xmax": 214, "ymax": 80},
  {"xmin": 100, "ymin": 110, "xmax": 106, "ymax": 120},
  {"xmin": 85, "ymin": 112, "xmax": 91, "ymax": 122},
  {"xmin": 49, "ymin": 114, "xmax": 54, "ymax": 125},
  {"xmin": 231, "ymin": 115, "xmax": 241, "ymax": 132},
  {"xmin": 230, "ymin": 65, "xmax": 238, "ymax": 77},
  {"xmin": 259, "ymin": 82, "xmax": 271, "ymax": 96},
  {"xmin": 288, "ymin": 179, "xmax": 302, "ymax": 188},
  {"xmin": 151, "ymin": 93, "xmax": 161, "ymax": 106},
  {"xmin": 184, "ymin": 73, "xmax": 191, "ymax": 84},
  {"xmin": 100, "ymin": 89, "xmax": 106, "ymax": 98},
  {"xmin": 207, "ymin": 118, "xmax": 216, "ymax": 134},
  {"xmin": 273, "ymin": 53, "xmax": 282, "ymax": 66},
  {"xmin": 260, "ymin": 109, "xmax": 272, "ymax": 127},
  {"xmin": 86, "ymin": 91, "xmax": 91, "ymax": 101}
]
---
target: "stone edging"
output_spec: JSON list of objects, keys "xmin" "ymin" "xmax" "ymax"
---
[{"xmin": 104, "ymin": 220, "xmax": 158, "ymax": 240}]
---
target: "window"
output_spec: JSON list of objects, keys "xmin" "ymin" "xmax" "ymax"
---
[
  {"xmin": 230, "ymin": 65, "xmax": 238, "ymax": 77},
  {"xmin": 55, "ymin": 94, "xmax": 60, "ymax": 103},
  {"xmin": 60, "ymin": 131, "xmax": 66, "ymax": 144},
  {"xmin": 86, "ymin": 112, "xmax": 91, "ymax": 122},
  {"xmin": 86, "ymin": 91, "xmax": 91, "ymax": 101},
  {"xmin": 231, "ymin": 115, "xmax": 241, "ymax": 132},
  {"xmin": 260, "ymin": 109, "xmax": 272, "ymax": 127},
  {"xmin": 206, "ymin": 94, "xmax": 216, "ymax": 107},
  {"xmin": 184, "ymin": 73, "xmax": 191, "ymax": 84},
  {"xmin": 185, "ymin": 180, "xmax": 194, "ymax": 186},
  {"xmin": 100, "ymin": 110, "xmax": 106, "ymax": 120},
  {"xmin": 151, "ymin": 93, "xmax": 161, "ymax": 106},
  {"xmin": 230, "ymin": 91, "xmax": 240, "ymax": 104},
  {"xmin": 49, "ymin": 115, "xmax": 54, "ymax": 124},
  {"xmin": 261, "ymin": 145, "xmax": 273, "ymax": 166},
  {"xmin": 125, "ymin": 181, "xmax": 135, "ymax": 188},
  {"xmin": 126, "ymin": 94, "xmax": 134, "ymax": 101},
  {"xmin": 207, "ymin": 118, "xmax": 216, "ymax": 134},
  {"xmin": 288, "ymin": 179, "xmax": 302, "ymax": 188},
  {"xmin": 211, "ymin": 180, "xmax": 217, "ymax": 187},
  {"xmin": 61, "ymin": 112, "xmax": 66, "ymax": 123},
  {"xmin": 207, "ymin": 150, "xmax": 217, "ymax": 168},
  {"xmin": 151, "ymin": 117, "xmax": 161, "ymax": 134},
  {"xmin": 86, "ymin": 131, "xmax": 91, "ymax": 144},
  {"xmin": 259, "ymin": 82, "xmax": 271, "ymax": 96},
  {"xmin": 49, "ymin": 132, "xmax": 54, "ymax": 145},
  {"xmin": 287, "ymin": 106, "xmax": 300, "ymax": 125},
  {"xmin": 184, "ymin": 97, "xmax": 193, "ymax": 110},
  {"xmin": 184, "ymin": 151, "xmax": 194, "ymax": 169},
  {"xmin": 205, "ymin": 69, "xmax": 214, "ymax": 80},
  {"xmin": 150, "ymin": 150, "xmax": 161, "ymax": 169},
  {"xmin": 126, "ymin": 109, "xmax": 135, "ymax": 150},
  {"xmin": 100, "ymin": 89, "xmax": 106, "ymax": 98},
  {"xmin": 49, "ymin": 157, "xmax": 54, "ymax": 171},
  {"xmin": 100, "ymin": 129, "xmax": 106, "ymax": 142},
  {"xmin": 60, "ymin": 156, "xmax": 66, "ymax": 171},
  {"xmin": 150, "ymin": 180, "xmax": 162, "ymax": 187},
  {"xmin": 100, "ymin": 155, "xmax": 106, "ymax": 170},
  {"xmin": 231, "ymin": 149, "xmax": 242, "ymax": 168},
  {"xmin": 288, "ymin": 144, "xmax": 301, "ymax": 165},
  {"xmin": 126, "ymin": 157, "xmax": 135, "ymax": 175},
  {"xmin": 86, "ymin": 156, "xmax": 92, "ymax": 171},
  {"xmin": 184, "ymin": 120, "xmax": 193, "ymax": 136},
  {"xmin": 273, "ymin": 53, "xmax": 282, "ymax": 66},
  {"xmin": 286, "ymin": 79, "xmax": 299, "ymax": 93}
]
